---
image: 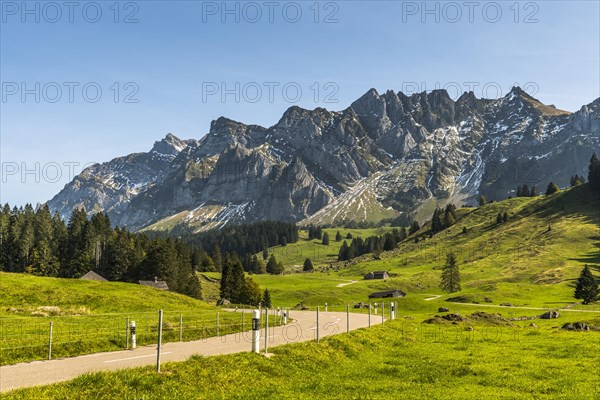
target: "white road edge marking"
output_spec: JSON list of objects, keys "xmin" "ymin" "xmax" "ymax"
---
[{"xmin": 104, "ymin": 352, "xmax": 173, "ymax": 363}]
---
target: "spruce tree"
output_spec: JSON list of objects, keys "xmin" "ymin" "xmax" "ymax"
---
[
  {"xmin": 431, "ymin": 209, "xmax": 443, "ymax": 233},
  {"xmin": 262, "ymin": 288, "xmax": 272, "ymax": 308},
  {"xmin": 588, "ymin": 153, "xmax": 600, "ymax": 191},
  {"xmin": 338, "ymin": 241, "xmax": 349, "ymax": 261},
  {"xmin": 522, "ymin": 184, "xmax": 529, "ymax": 197},
  {"xmin": 335, "ymin": 231, "xmax": 342, "ymax": 241},
  {"xmin": 545, "ymin": 182, "xmax": 560, "ymax": 195},
  {"xmin": 409, "ymin": 220, "xmax": 420, "ymax": 235},
  {"xmin": 440, "ymin": 253, "xmax": 461, "ymax": 293},
  {"xmin": 303, "ymin": 258, "xmax": 314, "ymax": 271},
  {"xmin": 478, "ymin": 195, "xmax": 487, "ymax": 206},
  {"xmin": 529, "ymin": 186, "xmax": 539, "ymax": 197},
  {"xmin": 322, "ymin": 233, "xmax": 330, "ymax": 245},
  {"xmin": 266, "ymin": 254, "xmax": 278, "ymax": 274},
  {"xmin": 574, "ymin": 265, "xmax": 599, "ymax": 305}
]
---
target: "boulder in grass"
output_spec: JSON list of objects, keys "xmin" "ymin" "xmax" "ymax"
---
[
  {"xmin": 438, "ymin": 307, "xmax": 450, "ymax": 312},
  {"xmin": 442, "ymin": 313, "xmax": 464, "ymax": 322},
  {"xmin": 540, "ymin": 310, "xmax": 560, "ymax": 319},
  {"xmin": 561, "ymin": 322, "xmax": 590, "ymax": 331}
]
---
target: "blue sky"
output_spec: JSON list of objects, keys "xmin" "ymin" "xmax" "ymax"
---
[{"xmin": 1, "ymin": 0, "xmax": 599, "ymax": 206}]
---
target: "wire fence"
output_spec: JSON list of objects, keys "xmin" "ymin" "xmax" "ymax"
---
[{"xmin": 0, "ymin": 308, "xmax": 286, "ymax": 365}]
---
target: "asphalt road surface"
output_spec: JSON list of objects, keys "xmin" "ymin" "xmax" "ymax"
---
[{"xmin": 0, "ymin": 309, "xmax": 380, "ymax": 392}]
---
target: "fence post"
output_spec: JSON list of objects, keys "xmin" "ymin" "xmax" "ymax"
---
[
  {"xmin": 368, "ymin": 304, "xmax": 371, "ymax": 328},
  {"xmin": 346, "ymin": 305, "xmax": 350, "ymax": 333},
  {"xmin": 157, "ymin": 309, "xmax": 163, "ymax": 373},
  {"xmin": 179, "ymin": 314, "xmax": 183, "ymax": 342},
  {"xmin": 316, "ymin": 306, "xmax": 320, "ymax": 343},
  {"xmin": 382, "ymin": 303, "xmax": 385, "ymax": 324},
  {"xmin": 216, "ymin": 312, "xmax": 220, "ymax": 337},
  {"xmin": 48, "ymin": 321, "xmax": 53, "ymax": 360},
  {"xmin": 126, "ymin": 317, "xmax": 129, "ymax": 349},
  {"xmin": 264, "ymin": 308, "xmax": 269, "ymax": 353}
]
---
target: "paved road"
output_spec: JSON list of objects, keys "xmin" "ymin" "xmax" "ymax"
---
[{"xmin": 0, "ymin": 310, "xmax": 379, "ymax": 393}]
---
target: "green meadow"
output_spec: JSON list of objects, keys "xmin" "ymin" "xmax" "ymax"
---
[
  {"xmin": 2, "ymin": 185, "xmax": 599, "ymax": 398},
  {"xmin": 7, "ymin": 315, "xmax": 599, "ymax": 399}
]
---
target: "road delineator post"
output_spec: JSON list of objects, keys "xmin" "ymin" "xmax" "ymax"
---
[
  {"xmin": 130, "ymin": 321, "xmax": 137, "ymax": 349},
  {"xmin": 264, "ymin": 308, "xmax": 269, "ymax": 353},
  {"xmin": 316, "ymin": 306, "xmax": 320, "ymax": 343},
  {"xmin": 157, "ymin": 309, "xmax": 163, "ymax": 373},
  {"xmin": 48, "ymin": 321, "xmax": 53, "ymax": 360},
  {"xmin": 252, "ymin": 309, "xmax": 260, "ymax": 353}
]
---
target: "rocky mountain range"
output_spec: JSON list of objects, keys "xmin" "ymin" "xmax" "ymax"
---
[{"xmin": 47, "ymin": 87, "xmax": 600, "ymax": 232}]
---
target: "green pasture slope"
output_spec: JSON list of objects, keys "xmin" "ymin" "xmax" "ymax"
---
[
  {"xmin": 0, "ymin": 273, "xmax": 245, "ymax": 365},
  {"xmin": 7, "ymin": 314, "xmax": 600, "ymax": 399},
  {"xmin": 252, "ymin": 185, "xmax": 600, "ymax": 311}
]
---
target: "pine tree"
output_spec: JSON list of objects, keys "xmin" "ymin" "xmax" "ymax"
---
[
  {"xmin": 529, "ymin": 186, "xmax": 539, "ymax": 197},
  {"xmin": 496, "ymin": 213, "xmax": 503, "ymax": 224},
  {"xmin": 521, "ymin": 184, "xmax": 529, "ymax": 197},
  {"xmin": 266, "ymin": 254, "xmax": 283, "ymax": 274},
  {"xmin": 400, "ymin": 226, "xmax": 408, "ymax": 241},
  {"xmin": 303, "ymin": 258, "xmax": 314, "ymax": 271},
  {"xmin": 431, "ymin": 209, "xmax": 443, "ymax": 233},
  {"xmin": 338, "ymin": 241, "xmax": 349, "ymax": 261},
  {"xmin": 516, "ymin": 185, "xmax": 523, "ymax": 197},
  {"xmin": 335, "ymin": 231, "xmax": 342, "ymax": 242},
  {"xmin": 440, "ymin": 253, "xmax": 461, "ymax": 293},
  {"xmin": 503, "ymin": 211, "xmax": 508, "ymax": 222},
  {"xmin": 443, "ymin": 208, "xmax": 456, "ymax": 228},
  {"xmin": 545, "ymin": 182, "xmax": 560, "ymax": 195},
  {"xmin": 574, "ymin": 265, "xmax": 599, "ymax": 305},
  {"xmin": 262, "ymin": 289, "xmax": 273, "ymax": 308},
  {"xmin": 322, "ymin": 233, "xmax": 330, "ymax": 245},
  {"xmin": 478, "ymin": 195, "xmax": 487, "ymax": 206},
  {"xmin": 588, "ymin": 153, "xmax": 600, "ymax": 191},
  {"xmin": 409, "ymin": 220, "xmax": 420, "ymax": 235},
  {"xmin": 262, "ymin": 246, "xmax": 269, "ymax": 260},
  {"xmin": 212, "ymin": 245, "xmax": 222, "ymax": 272}
]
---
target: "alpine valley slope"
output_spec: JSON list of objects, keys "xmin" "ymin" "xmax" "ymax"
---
[{"xmin": 47, "ymin": 87, "xmax": 600, "ymax": 232}]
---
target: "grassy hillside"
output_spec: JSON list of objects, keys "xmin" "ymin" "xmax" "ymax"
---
[
  {"xmin": 0, "ymin": 272, "xmax": 213, "ymax": 316},
  {"xmin": 262, "ymin": 227, "xmax": 396, "ymax": 268},
  {"xmin": 252, "ymin": 185, "xmax": 600, "ymax": 309},
  {"xmin": 7, "ymin": 314, "xmax": 599, "ymax": 399},
  {"xmin": 0, "ymin": 274, "xmax": 244, "ymax": 365}
]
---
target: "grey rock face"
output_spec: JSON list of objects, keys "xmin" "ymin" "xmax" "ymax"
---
[{"xmin": 47, "ymin": 87, "xmax": 600, "ymax": 231}]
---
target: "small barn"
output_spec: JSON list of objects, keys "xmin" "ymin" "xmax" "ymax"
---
[
  {"xmin": 139, "ymin": 277, "xmax": 169, "ymax": 291},
  {"xmin": 368, "ymin": 289, "xmax": 406, "ymax": 299},
  {"xmin": 80, "ymin": 271, "xmax": 108, "ymax": 282},
  {"xmin": 364, "ymin": 271, "xmax": 390, "ymax": 280}
]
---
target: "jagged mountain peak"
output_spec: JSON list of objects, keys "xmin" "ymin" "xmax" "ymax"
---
[
  {"xmin": 151, "ymin": 133, "xmax": 197, "ymax": 156},
  {"xmin": 47, "ymin": 87, "xmax": 599, "ymax": 231}
]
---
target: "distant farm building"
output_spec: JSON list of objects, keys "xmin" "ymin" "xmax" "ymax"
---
[
  {"xmin": 139, "ymin": 277, "xmax": 169, "ymax": 291},
  {"xmin": 364, "ymin": 271, "xmax": 390, "ymax": 280},
  {"xmin": 79, "ymin": 271, "xmax": 108, "ymax": 282},
  {"xmin": 368, "ymin": 289, "xmax": 406, "ymax": 299}
]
